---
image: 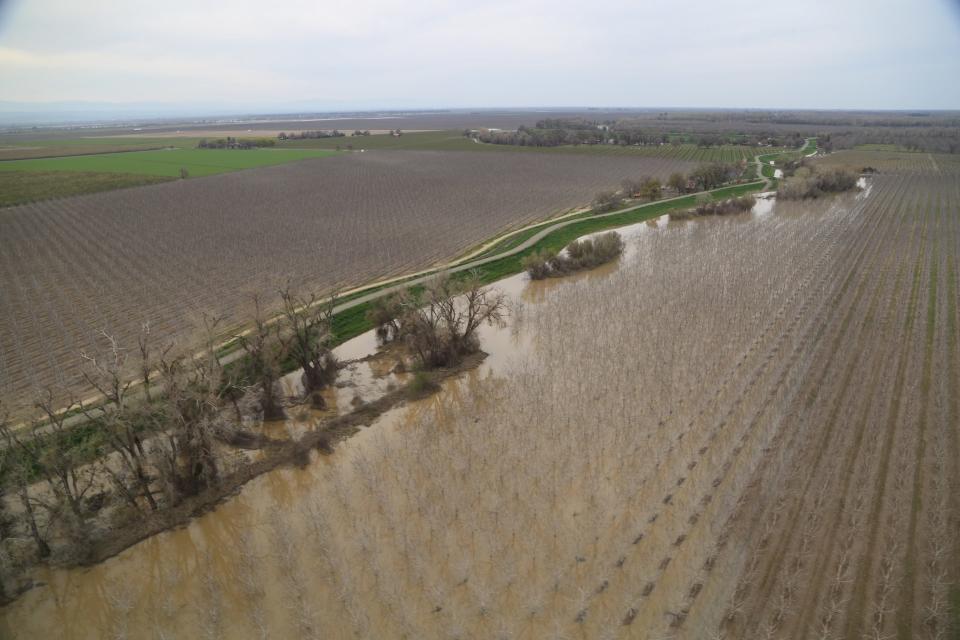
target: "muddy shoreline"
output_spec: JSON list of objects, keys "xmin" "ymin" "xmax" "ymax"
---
[{"xmin": 5, "ymin": 351, "xmax": 486, "ymax": 605}]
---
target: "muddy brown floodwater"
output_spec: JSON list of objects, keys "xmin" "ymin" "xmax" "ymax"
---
[{"xmin": 3, "ymin": 174, "xmax": 956, "ymax": 639}]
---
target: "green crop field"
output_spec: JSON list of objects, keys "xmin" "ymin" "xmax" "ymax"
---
[
  {"xmin": 0, "ymin": 147, "xmax": 337, "ymax": 178},
  {"xmin": 0, "ymin": 171, "xmax": 175, "ymax": 207}
]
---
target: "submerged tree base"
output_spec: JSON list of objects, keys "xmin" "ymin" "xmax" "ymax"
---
[
  {"xmin": 777, "ymin": 167, "xmax": 859, "ymax": 200},
  {"xmin": 0, "ymin": 351, "xmax": 487, "ymax": 605},
  {"xmin": 669, "ymin": 195, "xmax": 756, "ymax": 220},
  {"xmin": 523, "ymin": 231, "xmax": 625, "ymax": 280}
]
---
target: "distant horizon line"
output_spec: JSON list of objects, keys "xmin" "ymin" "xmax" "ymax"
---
[{"xmin": 1, "ymin": 103, "xmax": 957, "ymax": 129}]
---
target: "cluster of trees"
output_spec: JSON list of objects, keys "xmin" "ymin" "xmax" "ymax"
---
[
  {"xmin": 521, "ymin": 232, "xmax": 625, "ymax": 280},
  {"xmin": 198, "ymin": 137, "xmax": 276, "ymax": 149},
  {"xmin": 621, "ymin": 176, "xmax": 662, "ymax": 200},
  {"xmin": 0, "ymin": 272, "xmax": 508, "ymax": 594},
  {"xmin": 469, "ymin": 111, "xmax": 960, "ymax": 155},
  {"xmin": 0, "ymin": 285, "xmax": 341, "ymax": 576},
  {"xmin": 472, "ymin": 127, "xmax": 607, "ymax": 147},
  {"xmin": 688, "ymin": 163, "xmax": 741, "ymax": 190},
  {"xmin": 468, "ymin": 119, "xmax": 802, "ymax": 149},
  {"xmin": 817, "ymin": 129, "xmax": 960, "ymax": 154},
  {"xmin": 591, "ymin": 190, "xmax": 625, "ymax": 213},
  {"xmin": 777, "ymin": 167, "xmax": 859, "ymax": 200},
  {"xmin": 589, "ymin": 163, "xmax": 743, "ymax": 215},
  {"xmin": 278, "ymin": 130, "xmax": 346, "ymax": 140},
  {"xmin": 367, "ymin": 272, "xmax": 506, "ymax": 369},
  {"xmin": 672, "ymin": 195, "xmax": 756, "ymax": 220}
]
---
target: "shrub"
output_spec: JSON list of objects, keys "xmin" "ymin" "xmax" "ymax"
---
[
  {"xmin": 525, "ymin": 232, "xmax": 625, "ymax": 280},
  {"xmin": 778, "ymin": 168, "xmax": 858, "ymax": 200},
  {"xmin": 521, "ymin": 249, "xmax": 557, "ymax": 280},
  {"xmin": 407, "ymin": 371, "xmax": 434, "ymax": 395},
  {"xmin": 591, "ymin": 190, "xmax": 624, "ymax": 213},
  {"xmin": 367, "ymin": 294, "xmax": 404, "ymax": 344},
  {"xmin": 671, "ymin": 195, "xmax": 755, "ymax": 220}
]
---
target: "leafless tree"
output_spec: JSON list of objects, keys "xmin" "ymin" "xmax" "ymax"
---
[
  {"xmin": 278, "ymin": 286, "xmax": 338, "ymax": 408},
  {"xmin": 668, "ymin": 172, "xmax": 687, "ymax": 194},
  {"xmin": 151, "ymin": 352, "xmax": 222, "ymax": 501},
  {"xmin": 79, "ymin": 334, "xmax": 156, "ymax": 512},
  {"xmin": 29, "ymin": 391, "xmax": 95, "ymax": 519},
  {"xmin": 592, "ymin": 190, "xmax": 624, "ymax": 213},
  {"xmin": 136, "ymin": 321, "xmax": 159, "ymax": 403},
  {"xmin": 81, "ymin": 330, "xmax": 133, "ymax": 410},
  {"xmin": 367, "ymin": 294, "xmax": 405, "ymax": 344},
  {"xmin": 0, "ymin": 408, "xmax": 50, "ymax": 558},
  {"xmin": 399, "ymin": 272, "xmax": 506, "ymax": 368},
  {"xmin": 236, "ymin": 296, "xmax": 285, "ymax": 421}
]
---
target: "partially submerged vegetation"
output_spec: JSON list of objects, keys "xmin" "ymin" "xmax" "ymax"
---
[
  {"xmin": 522, "ymin": 232, "xmax": 625, "ymax": 279},
  {"xmin": 11, "ymin": 155, "xmax": 957, "ymax": 638},
  {"xmin": 368, "ymin": 272, "xmax": 506, "ymax": 368},
  {"xmin": 670, "ymin": 194, "xmax": 756, "ymax": 220},
  {"xmin": 777, "ymin": 166, "xmax": 859, "ymax": 200},
  {"xmin": 0, "ymin": 273, "xmax": 503, "ymax": 601},
  {"xmin": 589, "ymin": 161, "xmax": 751, "ymax": 214}
]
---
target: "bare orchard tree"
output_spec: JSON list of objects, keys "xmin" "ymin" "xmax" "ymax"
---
[
  {"xmin": 80, "ymin": 329, "xmax": 133, "ymax": 410},
  {"xmin": 278, "ymin": 286, "xmax": 338, "ymax": 408},
  {"xmin": 236, "ymin": 296, "xmax": 286, "ymax": 421},
  {"xmin": 400, "ymin": 271, "xmax": 506, "ymax": 368}
]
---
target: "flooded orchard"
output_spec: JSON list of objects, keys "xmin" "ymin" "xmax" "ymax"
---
[{"xmin": 3, "ymin": 169, "xmax": 959, "ymax": 639}]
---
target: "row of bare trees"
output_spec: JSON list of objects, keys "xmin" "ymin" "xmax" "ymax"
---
[
  {"xmin": 590, "ymin": 163, "xmax": 748, "ymax": 215},
  {"xmin": 0, "ymin": 285, "xmax": 339, "ymax": 572},
  {"xmin": 0, "ymin": 275, "xmax": 503, "ymax": 597}
]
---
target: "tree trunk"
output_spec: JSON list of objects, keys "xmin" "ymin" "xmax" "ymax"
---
[
  {"xmin": 56, "ymin": 474, "xmax": 83, "ymax": 519},
  {"xmin": 101, "ymin": 465, "xmax": 143, "ymax": 514},
  {"xmin": 16, "ymin": 485, "xmax": 49, "ymax": 558},
  {"xmin": 135, "ymin": 462, "xmax": 158, "ymax": 511}
]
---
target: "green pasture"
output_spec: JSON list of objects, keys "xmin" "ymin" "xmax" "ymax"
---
[{"xmin": 0, "ymin": 147, "xmax": 337, "ymax": 178}]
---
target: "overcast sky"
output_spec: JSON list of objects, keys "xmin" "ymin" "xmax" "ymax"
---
[{"xmin": 1, "ymin": 0, "xmax": 959, "ymax": 113}]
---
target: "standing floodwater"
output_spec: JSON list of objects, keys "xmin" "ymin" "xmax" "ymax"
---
[{"xmin": 5, "ymin": 179, "xmax": 950, "ymax": 640}]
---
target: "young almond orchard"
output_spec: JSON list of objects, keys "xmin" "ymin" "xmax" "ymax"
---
[{"xmin": 0, "ymin": 152, "xmax": 958, "ymax": 639}]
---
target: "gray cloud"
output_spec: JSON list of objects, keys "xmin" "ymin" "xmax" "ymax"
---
[{"xmin": 0, "ymin": 0, "xmax": 958, "ymax": 110}]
